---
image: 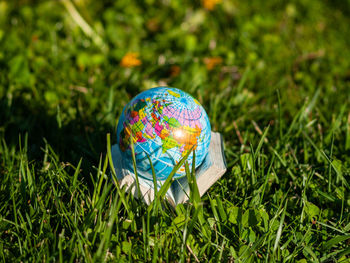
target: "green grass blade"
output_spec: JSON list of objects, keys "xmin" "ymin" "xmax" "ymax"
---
[{"xmin": 273, "ymin": 199, "xmax": 288, "ymax": 253}]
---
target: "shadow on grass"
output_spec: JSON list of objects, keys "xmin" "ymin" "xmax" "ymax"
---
[
  {"xmin": 0, "ymin": 96, "xmax": 115, "ymax": 173},
  {"xmin": 326, "ymin": 0, "xmax": 350, "ymax": 17}
]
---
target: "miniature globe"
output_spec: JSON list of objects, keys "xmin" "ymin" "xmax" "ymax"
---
[{"xmin": 116, "ymin": 87, "xmax": 211, "ymax": 180}]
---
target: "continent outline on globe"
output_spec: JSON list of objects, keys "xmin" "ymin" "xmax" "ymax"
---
[{"xmin": 116, "ymin": 87, "xmax": 211, "ymax": 180}]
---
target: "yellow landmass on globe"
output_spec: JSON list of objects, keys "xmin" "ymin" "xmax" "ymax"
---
[
  {"xmin": 160, "ymin": 128, "xmax": 170, "ymax": 139},
  {"xmin": 194, "ymin": 98, "xmax": 201, "ymax": 105},
  {"xmin": 167, "ymin": 89, "xmax": 180, "ymax": 98},
  {"xmin": 138, "ymin": 108, "xmax": 146, "ymax": 120}
]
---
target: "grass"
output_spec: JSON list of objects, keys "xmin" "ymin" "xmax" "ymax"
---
[{"xmin": 1, "ymin": 0, "xmax": 350, "ymax": 261}]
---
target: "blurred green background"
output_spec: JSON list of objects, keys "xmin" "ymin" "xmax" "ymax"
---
[
  {"xmin": 1, "ymin": 0, "xmax": 350, "ymax": 261},
  {"xmin": 1, "ymin": 0, "xmax": 349, "ymax": 162}
]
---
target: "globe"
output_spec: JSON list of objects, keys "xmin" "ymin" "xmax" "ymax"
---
[{"xmin": 116, "ymin": 87, "xmax": 211, "ymax": 180}]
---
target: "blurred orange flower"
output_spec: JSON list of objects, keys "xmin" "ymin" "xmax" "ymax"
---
[
  {"xmin": 202, "ymin": 0, "xmax": 222, "ymax": 10},
  {"xmin": 146, "ymin": 18, "xmax": 160, "ymax": 32},
  {"xmin": 170, "ymin": 65, "xmax": 181, "ymax": 77},
  {"xmin": 120, "ymin": 53, "xmax": 142, "ymax": 68},
  {"xmin": 204, "ymin": 57, "xmax": 222, "ymax": 70}
]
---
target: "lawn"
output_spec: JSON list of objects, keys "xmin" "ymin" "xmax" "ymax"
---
[{"xmin": 1, "ymin": 0, "xmax": 350, "ymax": 261}]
